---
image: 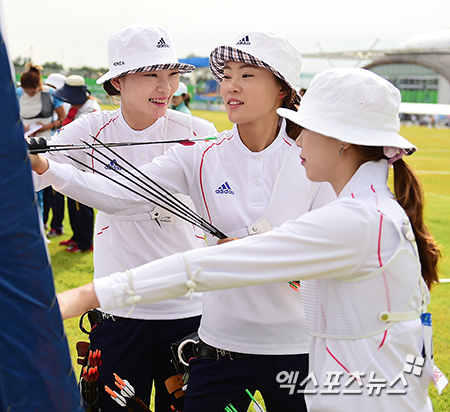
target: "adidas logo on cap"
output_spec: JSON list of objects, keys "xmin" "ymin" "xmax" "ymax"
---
[
  {"xmin": 215, "ymin": 182, "xmax": 235, "ymax": 195},
  {"xmin": 156, "ymin": 37, "xmax": 170, "ymax": 48},
  {"xmin": 236, "ymin": 35, "xmax": 250, "ymax": 46}
]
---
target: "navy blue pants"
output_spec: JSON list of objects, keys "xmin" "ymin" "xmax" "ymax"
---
[
  {"xmin": 67, "ymin": 198, "xmax": 93, "ymax": 250},
  {"xmin": 184, "ymin": 352, "xmax": 308, "ymax": 412},
  {"xmin": 43, "ymin": 187, "xmax": 64, "ymax": 231},
  {"xmin": 90, "ymin": 315, "xmax": 201, "ymax": 412}
]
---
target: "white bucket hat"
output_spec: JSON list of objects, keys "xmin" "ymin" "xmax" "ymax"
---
[
  {"xmin": 277, "ymin": 67, "xmax": 416, "ymax": 155},
  {"xmin": 44, "ymin": 73, "xmax": 67, "ymax": 90},
  {"xmin": 209, "ymin": 31, "xmax": 302, "ymax": 104},
  {"xmin": 96, "ymin": 23, "xmax": 195, "ymax": 85}
]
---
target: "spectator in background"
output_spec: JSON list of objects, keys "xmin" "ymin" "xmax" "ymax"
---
[
  {"xmin": 50, "ymin": 75, "xmax": 102, "ymax": 252},
  {"xmin": 171, "ymin": 81, "xmax": 191, "ymax": 114},
  {"xmin": 42, "ymin": 73, "xmax": 70, "ymax": 236},
  {"xmin": 17, "ymin": 63, "xmax": 66, "ymax": 224},
  {"xmin": 54, "ymin": 75, "xmax": 102, "ymax": 126},
  {"xmin": 16, "ymin": 63, "xmax": 66, "ymax": 138}
]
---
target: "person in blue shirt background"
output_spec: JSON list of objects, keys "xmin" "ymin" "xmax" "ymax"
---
[{"xmin": 171, "ymin": 82, "xmax": 191, "ymax": 114}]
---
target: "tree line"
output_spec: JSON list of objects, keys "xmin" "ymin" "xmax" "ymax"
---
[{"xmin": 13, "ymin": 56, "xmax": 108, "ymax": 79}]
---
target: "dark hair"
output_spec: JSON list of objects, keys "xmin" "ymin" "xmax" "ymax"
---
[
  {"xmin": 182, "ymin": 93, "xmax": 190, "ymax": 108},
  {"xmin": 279, "ymin": 82, "xmax": 303, "ymax": 140},
  {"xmin": 351, "ymin": 145, "xmax": 440, "ymax": 289},
  {"xmin": 103, "ymin": 79, "xmax": 120, "ymax": 96},
  {"xmin": 20, "ymin": 63, "xmax": 42, "ymax": 89}
]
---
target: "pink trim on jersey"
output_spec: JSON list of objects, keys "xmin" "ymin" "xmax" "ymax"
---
[
  {"xmin": 371, "ymin": 185, "xmax": 390, "ymax": 349},
  {"xmin": 90, "ymin": 115, "xmax": 120, "ymax": 171},
  {"xmin": 199, "ymin": 134, "xmax": 234, "ymax": 222},
  {"xmin": 325, "ymin": 346, "xmax": 365, "ymax": 383},
  {"xmin": 97, "ymin": 226, "xmax": 109, "ymax": 236},
  {"xmin": 282, "ymin": 137, "xmax": 292, "ymax": 146}
]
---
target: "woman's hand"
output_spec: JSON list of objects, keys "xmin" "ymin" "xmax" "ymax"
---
[
  {"xmin": 29, "ymin": 154, "xmax": 49, "ymax": 175},
  {"xmin": 57, "ymin": 283, "xmax": 100, "ymax": 320}
]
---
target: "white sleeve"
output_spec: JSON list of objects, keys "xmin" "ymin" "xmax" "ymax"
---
[
  {"xmin": 40, "ymin": 145, "xmax": 192, "ymax": 214},
  {"xmin": 94, "ymin": 200, "xmax": 374, "ymax": 311},
  {"xmin": 32, "ymin": 116, "xmax": 94, "ymax": 191}
]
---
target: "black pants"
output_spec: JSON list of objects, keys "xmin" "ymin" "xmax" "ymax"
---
[
  {"xmin": 90, "ymin": 315, "xmax": 201, "ymax": 412},
  {"xmin": 184, "ymin": 352, "xmax": 309, "ymax": 412},
  {"xmin": 67, "ymin": 198, "xmax": 93, "ymax": 250},
  {"xmin": 43, "ymin": 187, "xmax": 64, "ymax": 231}
]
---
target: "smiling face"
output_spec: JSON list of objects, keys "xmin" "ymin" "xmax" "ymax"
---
[
  {"xmin": 111, "ymin": 69, "xmax": 179, "ymax": 130},
  {"xmin": 220, "ymin": 61, "xmax": 284, "ymax": 127}
]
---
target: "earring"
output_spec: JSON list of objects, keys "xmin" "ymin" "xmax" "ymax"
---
[
  {"xmin": 339, "ymin": 144, "xmax": 345, "ymax": 156},
  {"xmin": 278, "ymin": 93, "xmax": 284, "ymax": 99}
]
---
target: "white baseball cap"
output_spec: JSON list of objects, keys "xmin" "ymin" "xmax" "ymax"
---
[
  {"xmin": 44, "ymin": 73, "xmax": 66, "ymax": 90},
  {"xmin": 173, "ymin": 82, "xmax": 188, "ymax": 96},
  {"xmin": 277, "ymin": 67, "xmax": 416, "ymax": 153},
  {"xmin": 96, "ymin": 23, "xmax": 195, "ymax": 84},
  {"xmin": 209, "ymin": 31, "xmax": 302, "ymax": 104}
]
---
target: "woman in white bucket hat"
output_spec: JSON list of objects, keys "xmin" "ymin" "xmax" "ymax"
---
[
  {"xmin": 32, "ymin": 23, "xmax": 217, "ymax": 412},
  {"xmin": 51, "ymin": 67, "xmax": 441, "ymax": 411},
  {"xmin": 31, "ymin": 30, "xmax": 335, "ymax": 411}
]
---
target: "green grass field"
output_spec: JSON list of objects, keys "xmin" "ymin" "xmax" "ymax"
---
[{"xmin": 49, "ymin": 111, "xmax": 450, "ymax": 410}]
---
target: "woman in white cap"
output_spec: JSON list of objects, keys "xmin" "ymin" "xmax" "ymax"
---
[
  {"xmin": 54, "ymin": 67, "xmax": 440, "ymax": 412},
  {"xmin": 31, "ymin": 30, "xmax": 334, "ymax": 411},
  {"xmin": 32, "ymin": 23, "xmax": 217, "ymax": 412},
  {"xmin": 171, "ymin": 82, "xmax": 191, "ymax": 114}
]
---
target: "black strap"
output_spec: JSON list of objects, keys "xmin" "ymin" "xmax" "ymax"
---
[
  {"xmin": 194, "ymin": 341, "xmax": 252, "ymax": 361},
  {"xmin": 79, "ymin": 309, "xmax": 104, "ymax": 335}
]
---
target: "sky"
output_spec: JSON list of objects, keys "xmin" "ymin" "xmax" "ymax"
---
[{"xmin": 2, "ymin": 0, "xmax": 450, "ymax": 79}]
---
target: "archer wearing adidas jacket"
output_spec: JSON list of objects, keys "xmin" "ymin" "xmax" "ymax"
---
[{"xmin": 32, "ymin": 23, "xmax": 218, "ymax": 412}]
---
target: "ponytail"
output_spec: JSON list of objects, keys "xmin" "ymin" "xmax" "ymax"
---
[
  {"xmin": 352, "ymin": 145, "xmax": 440, "ymax": 289},
  {"xmin": 393, "ymin": 159, "xmax": 440, "ymax": 288},
  {"xmin": 279, "ymin": 82, "xmax": 303, "ymax": 140}
]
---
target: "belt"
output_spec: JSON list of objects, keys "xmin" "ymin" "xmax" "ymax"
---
[{"xmin": 194, "ymin": 341, "xmax": 252, "ymax": 361}]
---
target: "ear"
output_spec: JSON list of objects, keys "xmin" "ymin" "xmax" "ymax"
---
[
  {"xmin": 110, "ymin": 77, "xmax": 122, "ymax": 92},
  {"xmin": 338, "ymin": 142, "xmax": 353, "ymax": 156},
  {"xmin": 278, "ymin": 89, "xmax": 287, "ymax": 99},
  {"xmin": 341, "ymin": 142, "xmax": 352, "ymax": 150}
]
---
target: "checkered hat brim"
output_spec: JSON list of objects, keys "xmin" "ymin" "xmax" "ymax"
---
[
  {"xmin": 116, "ymin": 62, "xmax": 195, "ymax": 79},
  {"xmin": 209, "ymin": 46, "xmax": 301, "ymax": 104}
]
